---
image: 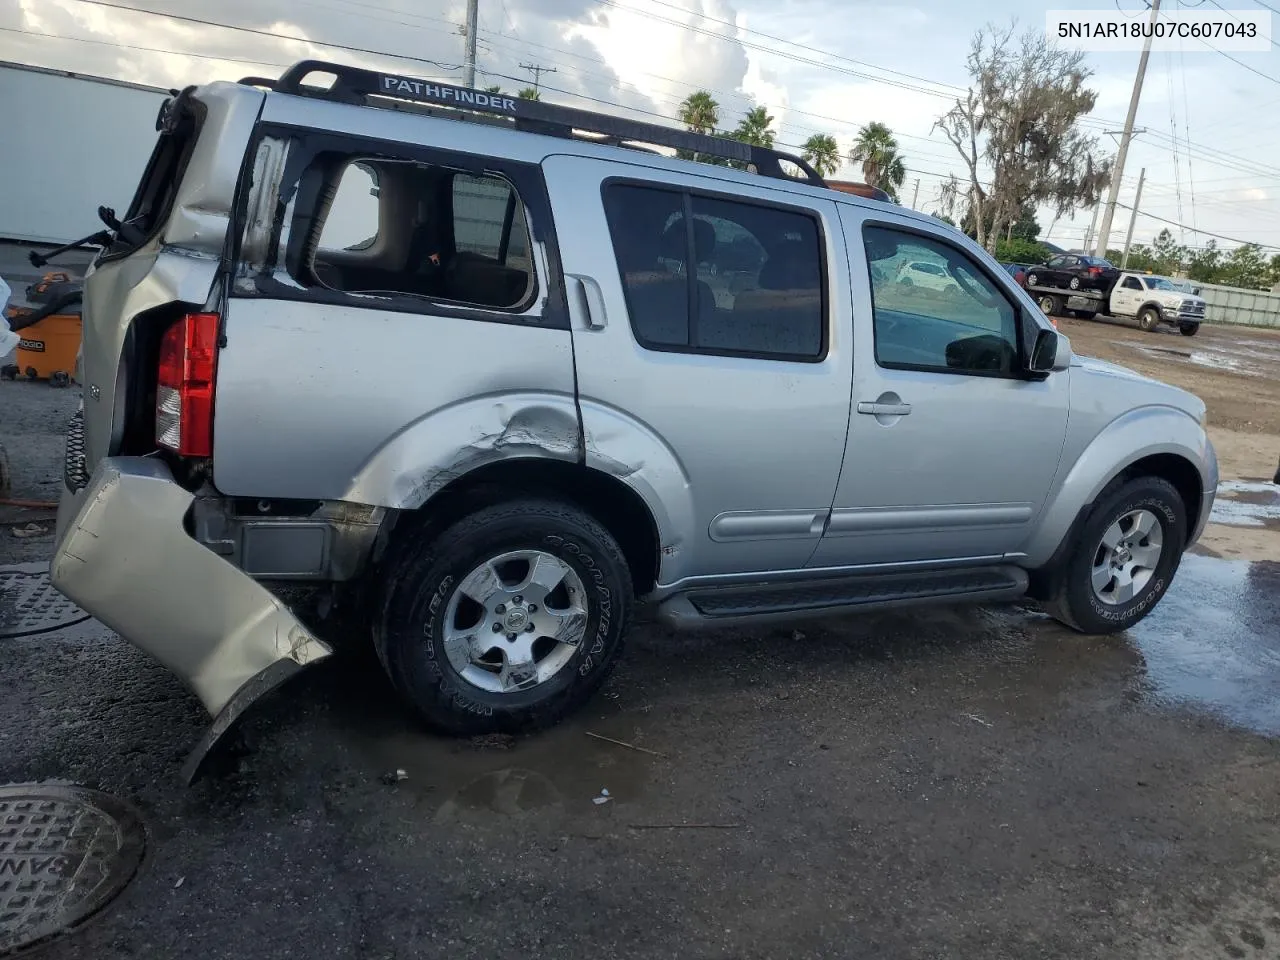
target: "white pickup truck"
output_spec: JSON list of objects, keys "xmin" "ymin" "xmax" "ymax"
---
[{"xmin": 1027, "ymin": 271, "xmax": 1208, "ymax": 336}]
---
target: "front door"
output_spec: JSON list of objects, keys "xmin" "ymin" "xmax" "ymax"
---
[
  {"xmin": 1112, "ymin": 275, "xmax": 1144, "ymax": 314},
  {"xmin": 808, "ymin": 208, "xmax": 1071, "ymax": 569},
  {"xmin": 541, "ymin": 155, "xmax": 854, "ymax": 583}
]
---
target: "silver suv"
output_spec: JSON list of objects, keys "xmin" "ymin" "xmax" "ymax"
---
[{"xmin": 50, "ymin": 61, "xmax": 1217, "ymax": 774}]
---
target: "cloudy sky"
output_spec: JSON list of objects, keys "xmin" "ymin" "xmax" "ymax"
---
[{"xmin": 2, "ymin": 0, "xmax": 1278, "ymax": 252}]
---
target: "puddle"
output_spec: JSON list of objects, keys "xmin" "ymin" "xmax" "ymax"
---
[
  {"xmin": 334, "ymin": 705, "xmax": 656, "ymax": 823},
  {"xmin": 1124, "ymin": 341, "xmax": 1255, "ymax": 375},
  {"xmin": 1210, "ymin": 480, "xmax": 1280, "ymax": 528},
  {"xmin": 1125, "ymin": 554, "xmax": 1280, "ymax": 736}
]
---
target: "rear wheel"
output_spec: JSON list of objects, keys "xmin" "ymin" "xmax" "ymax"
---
[
  {"xmin": 376, "ymin": 498, "xmax": 633, "ymax": 735},
  {"xmin": 1045, "ymin": 476, "xmax": 1187, "ymax": 634},
  {"xmin": 1068, "ymin": 276, "xmax": 1081, "ymax": 290},
  {"xmin": 1137, "ymin": 307, "xmax": 1160, "ymax": 332},
  {"xmin": 1179, "ymin": 322, "xmax": 1200, "ymax": 337},
  {"xmin": 1038, "ymin": 293, "xmax": 1062, "ymax": 316}
]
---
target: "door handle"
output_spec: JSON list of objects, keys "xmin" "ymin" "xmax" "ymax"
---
[
  {"xmin": 857, "ymin": 401, "xmax": 912, "ymax": 416},
  {"xmin": 565, "ymin": 273, "xmax": 607, "ymax": 330}
]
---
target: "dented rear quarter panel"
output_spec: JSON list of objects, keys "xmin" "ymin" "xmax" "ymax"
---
[{"xmin": 212, "ymin": 299, "xmax": 580, "ymax": 501}]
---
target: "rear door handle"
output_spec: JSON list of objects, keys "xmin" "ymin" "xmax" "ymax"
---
[
  {"xmin": 857, "ymin": 401, "xmax": 912, "ymax": 416},
  {"xmin": 565, "ymin": 273, "xmax": 607, "ymax": 330}
]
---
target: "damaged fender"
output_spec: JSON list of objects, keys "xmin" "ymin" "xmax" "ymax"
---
[
  {"xmin": 341, "ymin": 393, "xmax": 583, "ymax": 508},
  {"xmin": 50, "ymin": 456, "xmax": 331, "ymax": 780}
]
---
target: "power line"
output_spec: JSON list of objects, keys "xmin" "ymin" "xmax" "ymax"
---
[
  {"xmin": 618, "ymin": 0, "xmax": 966, "ymax": 94},
  {"xmin": 0, "ymin": 24, "xmax": 291, "ymax": 66},
  {"xmin": 1116, "ymin": 203, "xmax": 1280, "ymax": 249},
  {"xmin": 590, "ymin": 0, "xmax": 961, "ymax": 100},
  {"xmin": 68, "ymin": 0, "xmax": 465, "ymax": 72}
]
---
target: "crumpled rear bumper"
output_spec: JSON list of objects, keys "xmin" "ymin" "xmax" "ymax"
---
[{"xmin": 50, "ymin": 456, "xmax": 332, "ymax": 780}]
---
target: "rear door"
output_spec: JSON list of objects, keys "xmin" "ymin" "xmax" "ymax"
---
[
  {"xmin": 542, "ymin": 155, "xmax": 853, "ymax": 581},
  {"xmin": 214, "ymin": 127, "xmax": 577, "ymax": 502}
]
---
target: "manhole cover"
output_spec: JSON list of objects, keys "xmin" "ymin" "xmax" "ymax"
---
[
  {"xmin": 0, "ymin": 784, "xmax": 145, "ymax": 956},
  {"xmin": 0, "ymin": 568, "xmax": 89, "ymax": 638}
]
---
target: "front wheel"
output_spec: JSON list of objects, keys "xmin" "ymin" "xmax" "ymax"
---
[
  {"xmin": 1044, "ymin": 476, "xmax": 1187, "ymax": 634},
  {"xmin": 375, "ymin": 498, "xmax": 633, "ymax": 735},
  {"xmin": 1179, "ymin": 322, "xmax": 1200, "ymax": 337},
  {"xmin": 1137, "ymin": 307, "xmax": 1160, "ymax": 332}
]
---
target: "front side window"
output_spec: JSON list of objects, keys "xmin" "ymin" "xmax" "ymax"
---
[
  {"xmin": 863, "ymin": 225, "xmax": 1020, "ymax": 376},
  {"xmin": 306, "ymin": 156, "xmax": 535, "ymax": 311},
  {"xmin": 602, "ymin": 183, "xmax": 826, "ymax": 360}
]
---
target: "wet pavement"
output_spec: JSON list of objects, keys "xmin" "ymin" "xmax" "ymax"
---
[{"xmin": 2, "ymin": 548, "xmax": 1280, "ymax": 959}]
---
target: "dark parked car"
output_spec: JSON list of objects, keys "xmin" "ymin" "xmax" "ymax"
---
[{"xmin": 1025, "ymin": 255, "xmax": 1120, "ymax": 294}]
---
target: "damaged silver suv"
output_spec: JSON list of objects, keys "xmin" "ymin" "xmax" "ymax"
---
[{"xmin": 52, "ymin": 61, "xmax": 1217, "ymax": 775}]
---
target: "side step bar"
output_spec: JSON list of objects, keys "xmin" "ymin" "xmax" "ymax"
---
[{"xmin": 656, "ymin": 565, "xmax": 1029, "ymax": 629}]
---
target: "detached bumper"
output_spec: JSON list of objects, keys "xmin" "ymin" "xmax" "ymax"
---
[{"xmin": 50, "ymin": 457, "xmax": 332, "ymax": 779}]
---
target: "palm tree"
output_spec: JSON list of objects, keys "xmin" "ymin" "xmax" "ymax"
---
[
  {"xmin": 483, "ymin": 84, "xmax": 503, "ymax": 94},
  {"xmin": 517, "ymin": 87, "xmax": 541, "ymax": 101},
  {"xmin": 678, "ymin": 90, "xmax": 719, "ymax": 134},
  {"xmin": 734, "ymin": 106, "xmax": 776, "ymax": 148},
  {"xmin": 850, "ymin": 122, "xmax": 906, "ymax": 201},
  {"xmin": 801, "ymin": 133, "xmax": 840, "ymax": 178}
]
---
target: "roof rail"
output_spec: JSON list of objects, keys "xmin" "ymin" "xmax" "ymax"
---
[{"xmin": 261, "ymin": 60, "xmax": 826, "ymax": 187}]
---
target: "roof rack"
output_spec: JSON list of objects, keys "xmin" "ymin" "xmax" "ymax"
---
[{"xmin": 243, "ymin": 60, "xmax": 826, "ymax": 187}]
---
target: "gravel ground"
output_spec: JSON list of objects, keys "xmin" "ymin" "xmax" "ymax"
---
[{"xmin": 2, "ymin": 305, "xmax": 1279, "ymax": 960}]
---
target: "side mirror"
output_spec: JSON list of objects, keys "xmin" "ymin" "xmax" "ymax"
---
[{"xmin": 1029, "ymin": 327, "xmax": 1071, "ymax": 374}]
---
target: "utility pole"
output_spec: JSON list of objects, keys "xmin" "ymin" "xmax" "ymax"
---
[
  {"xmin": 519, "ymin": 62, "xmax": 557, "ymax": 93},
  {"xmin": 1083, "ymin": 202, "xmax": 1101, "ymax": 252},
  {"xmin": 910, "ymin": 178, "xmax": 920, "ymax": 210},
  {"xmin": 1121, "ymin": 167, "xmax": 1146, "ymax": 269},
  {"xmin": 462, "ymin": 0, "xmax": 479, "ymax": 88},
  {"xmin": 1094, "ymin": 0, "xmax": 1161, "ymax": 258}
]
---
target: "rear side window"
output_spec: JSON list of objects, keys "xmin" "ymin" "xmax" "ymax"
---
[
  {"xmin": 102, "ymin": 93, "xmax": 203, "ymax": 260},
  {"xmin": 305, "ymin": 157, "xmax": 535, "ymax": 311},
  {"xmin": 602, "ymin": 183, "xmax": 826, "ymax": 360}
]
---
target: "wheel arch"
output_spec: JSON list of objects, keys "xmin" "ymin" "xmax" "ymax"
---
[
  {"xmin": 1024, "ymin": 406, "xmax": 1213, "ymax": 580},
  {"xmin": 372, "ymin": 457, "xmax": 664, "ymax": 599}
]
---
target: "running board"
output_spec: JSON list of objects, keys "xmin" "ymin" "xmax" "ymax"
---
[{"xmin": 656, "ymin": 565, "xmax": 1028, "ymax": 629}]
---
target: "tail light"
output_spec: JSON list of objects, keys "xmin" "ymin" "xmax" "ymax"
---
[
  {"xmin": 1088, "ymin": 266, "xmax": 1102, "ymax": 276},
  {"xmin": 156, "ymin": 312, "xmax": 219, "ymax": 456}
]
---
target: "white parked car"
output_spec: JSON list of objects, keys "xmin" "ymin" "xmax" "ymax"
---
[{"xmin": 895, "ymin": 260, "xmax": 959, "ymax": 292}]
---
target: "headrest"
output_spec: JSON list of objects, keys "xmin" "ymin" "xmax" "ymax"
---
[
  {"xmin": 658, "ymin": 217, "xmax": 718, "ymax": 264},
  {"xmin": 759, "ymin": 238, "xmax": 812, "ymax": 290}
]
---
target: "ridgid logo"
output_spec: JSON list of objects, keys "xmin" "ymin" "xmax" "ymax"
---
[{"xmin": 377, "ymin": 75, "xmax": 518, "ymax": 113}]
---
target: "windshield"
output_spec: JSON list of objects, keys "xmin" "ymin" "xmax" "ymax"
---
[{"xmin": 1144, "ymin": 277, "xmax": 1177, "ymax": 291}]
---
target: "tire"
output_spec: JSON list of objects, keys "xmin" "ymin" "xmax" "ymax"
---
[
  {"xmin": 1137, "ymin": 307, "xmax": 1160, "ymax": 332},
  {"xmin": 1179, "ymin": 322, "xmax": 1199, "ymax": 337},
  {"xmin": 902, "ymin": 276, "xmax": 914, "ymax": 287},
  {"xmin": 1045, "ymin": 476, "xmax": 1187, "ymax": 635},
  {"xmin": 1038, "ymin": 294, "xmax": 1062, "ymax": 316},
  {"xmin": 1068, "ymin": 276, "xmax": 1081, "ymax": 290},
  {"xmin": 375, "ymin": 498, "xmax": 633, "ymax": 735},
  {"xmin": 1076, "ymin": 310, "xmax": 1097, "ymax": 320},
  {"xmin": 1026, "ymin": 272, "xmax": 1039, "ymax": 287}
]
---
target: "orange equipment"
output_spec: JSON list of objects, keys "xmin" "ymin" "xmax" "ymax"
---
[{"xmin": 2, "ymin": 272, "xmax": 82, "ymax": 388}]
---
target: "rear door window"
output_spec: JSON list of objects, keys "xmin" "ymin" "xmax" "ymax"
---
[{"xmin": 602, "ymin": 183, "xmax": 827, "ymax": 360}]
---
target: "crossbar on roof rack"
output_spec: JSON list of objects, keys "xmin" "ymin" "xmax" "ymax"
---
[{"xmin": 245, "ymin": 60, "xmax": 826, "ymax": 187}]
